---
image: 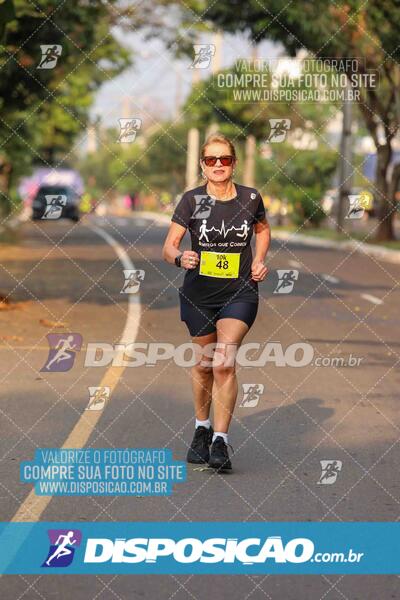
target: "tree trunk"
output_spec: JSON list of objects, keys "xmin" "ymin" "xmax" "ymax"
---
[
  {"xmin": 387, "ymin": 162, "xmax": 400, "ymax": 233},
  {"xmin": 336, "ymin": 82, "xmax": 353, "ymax": 232},
  {"xmin": 243, "ymin": 134, "xmax": 256, "ymax": 188},
  {"xmin": 0, "ymin": 158, "xmax": 12, "ymax": 217},
  {"xmin": 375, "ymin": 143, "xmax": 394, "ymax": 241}
]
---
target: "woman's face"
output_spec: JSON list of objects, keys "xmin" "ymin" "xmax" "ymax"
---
[{"xmin": 200, "ymin": 142, "xmax": 236, "ymax": 184}]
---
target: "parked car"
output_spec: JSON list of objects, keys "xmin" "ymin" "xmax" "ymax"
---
[{"xmin": 32, "ymin": 185, "xmax": 80, "ymax": 221}]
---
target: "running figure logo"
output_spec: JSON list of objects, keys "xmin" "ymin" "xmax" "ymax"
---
[
  {"xmin": 199, "ymin": 219, "xmax": 250, "ymax": 242},
  {"xmin": 37, "ymin": 45, "xmax": 62, "ymax": 69},
  {"xmin": 317, "ymin": 460, "xmax": 343, "ymax": 485},
  {"xmin": 120, "ymin": 269, "xmax": 145, "ymax": 294},
  {"xmin": 189, "ymin": 44, "xmax": 216, "ymax": 69},
  {"xmin": 86, "ymin": 386, "xmax": 110, "ymax": 411},
  {"xmin": 42, "ymin": 195, "xmax": 67, "ymax": 220},
  {"xmin": 193, "ymin": 195, "xmax": 216, "ymax": 219},
  {"xmin": 267, "ymin": 119, "xmax": 291, "ymax": 143},
  {"xmin": 274, "ymin": 269, "xmax": 299, "ymax": 294},
  {"xmin": 41, "ymin": 333, "xmax": 83, "ymax": 372},
  {"xmin": 117, "ymin": 118, "xmax": 142, "ymax": 143},
  {"xmin": 42, "ymin": 529, "xmax": 82, "ymax": 567},
  {"xmin": 240, "ymin": 384, "xmax": 264, "ymax": 407},
  {"xmin": 346, "ymin": 191, "xmax": 372, "ymax": 219}
]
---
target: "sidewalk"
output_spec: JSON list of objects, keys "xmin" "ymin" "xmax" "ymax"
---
[{"xmin": 131, "ymin": 210, "xmax": 400, "ymax": 266}]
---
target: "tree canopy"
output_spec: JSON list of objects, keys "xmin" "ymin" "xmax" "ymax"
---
[{"xmin": 0, "ymin": 0, "xmax": 133, "ymax": 212}]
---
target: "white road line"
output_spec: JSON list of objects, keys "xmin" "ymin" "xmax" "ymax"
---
[
  {"xmin": 10, "ymin": 223, "xmax": 141, "ymax": 523},
  {"xmin": 90, "ymin": 225, "xmax": 141, "ymax": 344},
  {"xmin": 321, "ymin": 274, "xmax": 340, "ymax": 284},
  {"xmin": 360, "ymin": 293, "xmax": 383, "ymax": 305}
]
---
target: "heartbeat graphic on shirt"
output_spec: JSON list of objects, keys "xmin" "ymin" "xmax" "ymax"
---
[{"xmin": 199, "ymin": 219, "xmax": 249, "ymax": 242}]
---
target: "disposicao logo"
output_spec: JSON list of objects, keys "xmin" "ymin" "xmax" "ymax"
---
[
  {"xmin": 41, "ymin": 333, "xmax": 82, "ymax": 372},
  {"xmin": 83, "ymin": 536, "xmax": 314, "ymax": 564},
  {"xmin": 42, "ymin": 529, "xmax": 82, "ymax": 567}
]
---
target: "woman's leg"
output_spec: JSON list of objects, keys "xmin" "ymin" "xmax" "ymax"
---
[
  {"xmin": 186, "ymin": 331, "xmax": 217, "ymax": 464},
  {"xmin": 212, "ymin": 318, "xmax": 249, "ymax": 433},
  {"xmin": 191, "ymin": 331, "xmax": 217, "ymax": 420}
]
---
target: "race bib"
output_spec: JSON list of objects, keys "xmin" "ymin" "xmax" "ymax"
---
[{"xmin": 199, "ymin": 251, "xmax": 240, "ymax": 278}]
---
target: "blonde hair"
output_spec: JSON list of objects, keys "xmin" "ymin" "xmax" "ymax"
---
[{"xmin": 201, "ymin": 133, "xmax": 236, "ymax": 159}]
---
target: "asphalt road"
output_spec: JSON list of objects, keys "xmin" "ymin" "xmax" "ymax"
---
[{"xmin": 0, "ymin": 213, "xmax": 399, "ymax": 599}]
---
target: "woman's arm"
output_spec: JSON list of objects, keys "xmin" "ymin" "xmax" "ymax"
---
[
  {"xmin": 251, "ymin": 218, "xmax": 270, "ymax": 281},
  {"xmin": 254, "ymin": 218, "xmax": 271, "ymax": 262},
  {"xmin": 162, "ymin": 222, "xmax": 199, "ymax": 269}
]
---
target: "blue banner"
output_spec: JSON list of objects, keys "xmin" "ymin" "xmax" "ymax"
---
[
  {"xmin": 0, "ymin": 522, "xmax": 398, "ymax": 574},
  {"xmin": 20, "ymin": 448, "xmax": 186, "ymax": 496}
]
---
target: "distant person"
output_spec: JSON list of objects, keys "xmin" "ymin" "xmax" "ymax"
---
[
  {"xmin": 162, "ymin": 133, "xmax": 270, "ymax": 472},
  {"xmin": 131, "ymin": 192, "xmax": 139, "ymax": 211},
  {"xmin": 123, "ymin": 194, "xmax": 132, "ymax": 210},
  {"xmin": 80, "ymin": 193, "xmax": 92, "ymax": 214}
]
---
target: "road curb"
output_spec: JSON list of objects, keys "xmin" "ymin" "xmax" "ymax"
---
[{"xmin": 272, "ymin": 230, "xmax": 400, "ymax": 265}]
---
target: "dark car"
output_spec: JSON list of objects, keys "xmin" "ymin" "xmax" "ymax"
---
[{"xmin": 32, "ymin": 185, "xmax": 80, "ymax": 221}]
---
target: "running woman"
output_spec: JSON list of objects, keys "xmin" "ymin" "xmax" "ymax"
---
[{"xmin": 162, "ymin": 134, "xmax": 270, "ymax": 471}]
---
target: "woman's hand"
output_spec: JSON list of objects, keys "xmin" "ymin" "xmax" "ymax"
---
[
  {"xmin": 251, "ymin": 259, "xmax": 268, "ymax": 281},
  {"xmin": 181, "ymin": 250, "xmax": 199, "ymax": 270}
]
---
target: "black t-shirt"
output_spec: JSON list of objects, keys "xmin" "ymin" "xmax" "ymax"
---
[{"xmin": 171, "ymin": 182, "xmax": 266, "ymax": 308}]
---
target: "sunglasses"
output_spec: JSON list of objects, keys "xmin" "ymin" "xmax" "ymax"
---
[{"xmin": 202, "ymin": 155, "xmax": 234, "ymax": 167}]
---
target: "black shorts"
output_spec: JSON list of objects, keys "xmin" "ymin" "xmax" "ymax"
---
[{"xmin": 179, "ymin": 295, "xmax": 258, "ymax": 337}]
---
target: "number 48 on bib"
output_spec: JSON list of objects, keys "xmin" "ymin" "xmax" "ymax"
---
[{"xmin": 199, "ymin": 251, "xmax": 240, "ymax": 278}]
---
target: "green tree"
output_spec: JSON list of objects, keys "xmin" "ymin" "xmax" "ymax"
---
[
  {"xmin": 0, "ymin": 0, "xmax": 132, "ymax": 214},
  {"xmin": 182, "ymin": 64, "xmax": 339, "ymax": 225},
  {"xmin": 0, "ymin": 0, "xmax": 14, "ymax": 40},
  {"xmin": 138, "ymin": 122, "xmax": 189, "ymax": 197},
  {"xmin": 183, "ymin": 0, "xmax": 400, "ymax": 240},
  {"xmin": 78, "ymin": 121, "xmax": 190, "ymax": 204},
  {"xmin": 256, "ymin": 145, "xmax": 337, "ymax": 227},
  {"xmin": 185, "ymin": 61, "xmax": 338, "ymax": 138}
]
